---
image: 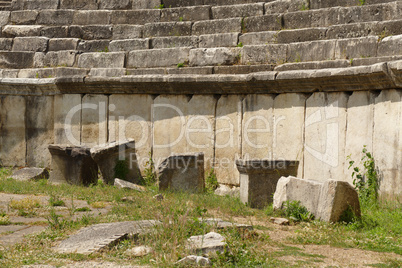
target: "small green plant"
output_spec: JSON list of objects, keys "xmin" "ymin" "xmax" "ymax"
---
[
  {"xmin": 0, "ymin": 210, "xmax": 10, "ymax": 225},
  {"xmin": 237, "ymin": 42, "xmax": 243, "ymax": 47},
  {"xmin": 205, "ymin": 168, "xmax": 219, "ymax": 193},
  {"xmin": 358, "ymin": 0, "xmax": 365, "ymax": 5},
  {"xmin": 35, "ymin": 73, "xmax": 39, "ymax": 78},
  {"xmin": 114, "ymin": 159, "xmax": 129, "ymax": 180},
  {"xmin": 99, "ymin": 46, "xmax": 109, "ymax": 53},
  {"xmin": 300, "ymin": 1, "xmax": 309, "ymax": 10},
  {"xmin": 177, "ymin": 62, "xmax": 184, "ymax": 68},
  {"xmin": 154, "ymin": 4, "xmax": 164, "ymax": 9},
  {"xmin": 142, "ymin": 152, "xmax": 156, "ymax": 186},
  {"xmin": 49, "ymin": 194, "xmax": 65, "ymax": 207},
  {"xmin": 282, "ymin": 200, "xmax": 314, "ymax": 222},
  {"xmin": 349, "ymin": 58, "xmax": 354, "ymax": 65},
  {"xmin": 348, "ymin": 146, "xmax": 379, "ymax": 204},
  {"xmin": 179, "ymin": 17, "xmax": 183, "ymax": 22},
  {"xmin": 241, "ymin": 17, "xmax": 246, "ymax": 33},
  {"xmin": 46, "ymin": 208, "xmax": 65, "ymax": 230},
  {"xmin": 378, "ymin": 29, "xmax": 391, "ymax": 41},
  {"xmin": 295, "ymin": 53, "xmax": 302, "ymax": 63},
  {"xmin": 75, "ymin": 207, "xmax": 91, "ymax": 212}
]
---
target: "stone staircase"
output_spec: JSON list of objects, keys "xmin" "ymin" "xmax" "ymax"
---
[{"xmin": 0, "ymin": 0, "xmax": 401, "ymax": 93}]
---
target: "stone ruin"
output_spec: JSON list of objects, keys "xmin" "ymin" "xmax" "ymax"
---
[{"xmin": 0, "ymin": 0, "xmax": 401, "ymax": 202}]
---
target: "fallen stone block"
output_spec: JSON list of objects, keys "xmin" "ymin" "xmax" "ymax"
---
[
  {"xmin": 90, "ymin": 140, "xmax": 140, "ymax": 185},
  {"xmin": 48, "ymin": 144, "xmax": 98, "ymax": 186},
  {"xmin": 114, "ymin": 178, "xmax": 146, "ymax": 192},
  {"xmin": 186, "ymin": 232, "xmax": 226, "ymax": 255},
  {"xmin": 54, "ymin": 220, "xmax": 159, "ymax": 255},
  {"xmin": 236, "ymin": 160, "xmax": 299, "ymax": 209},
  {"xmin": 270, "ymin": 217, "xmax": 289, "ymax": 225},
  {"xmin": 125, "ymin": 246, "xmax": 153, "ymax": 257},
  {"xmin": 176, "ymin": 255, "xmax": 212, "ymax": 266},
  {"xmin": 200, "ymin": 218, "xmax": 253, "ymax": 230},
  {"xmin": 11, "ymin": 168, "xmax": 49, "ymax": 181},
  {"xmin": 214, "ymin": 184, "xmax": 240, "ymax": 198},
  {"xmin": 273, "ymin": 176, "xmax": 361, "ymax": 222},
  {"xmin": 157, "ymin": 153, "xmax": 204, "ymax": 192}
]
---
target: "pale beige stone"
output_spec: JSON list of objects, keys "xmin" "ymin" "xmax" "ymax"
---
[
  {"xmin": 26, "ymin": 96, "xmax": 54, "ymax": 168},
  {"xmin": 108, "ymin": 94, "xmax": 152, "ymax": 175},
  {"xmin": 241, "ymin": 94, "xmax": 274, "ymax": 160},
  {"xmin": 304, "ymin": 92, "xmax": 348, "ymax": 182},
  {"xmin": 273, "ymin": 93, "xmax": 305, "ymax": 177},
  {"xmin": 373, "ymin": 90, "xmax": 402, "ymax": 197},
  {"xmin": 81, "ymin": 94, "xmax": 108, "ymax": 146},
  {"xmin": 54, "ymin": 94, "xmax": 81, "ymax": 145},
  {"xmin": 0, "ymin": 96, "xmax": 26, "ymax": 166},
  {"xmin": 344, "ymin": 91, "xmax": 374, "ymax": 185},
  {"xmin": 214, "ymin": 95, "xmax": 243, "ymax": 186}
]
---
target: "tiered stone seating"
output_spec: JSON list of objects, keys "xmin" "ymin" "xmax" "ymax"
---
[{"xmin": 0, "ymin": 0, "xmax": 399, "ymax": 93}]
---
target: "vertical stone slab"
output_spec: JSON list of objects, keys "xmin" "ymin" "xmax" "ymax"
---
[
  {"xmin": 344, "ymin": 91, "xmax": 374, "ymax": 184},
  {"xmin": 54, "ymin": 94, "xmax": 81, "ymax": 145},
  {"xmin": 215, "ymin": 95, "xmax": 243, "ymax": 186},
  {"xmin": 242, "ymin": 94, "xmax": 274, "ymax": 160},
  {"xmin": 108, "ymin": 94, "xmax": 153, "ymax": 175},
  {"xmin": 0, "ymin": 96, "xmax": 26, "ymax": 167},
  {"xmin": 81, "ymin": 94, "xmax": 108, "ymax": 146},
  {"xmin": 26, "ymin": 96, "xmax": 54, "ymax": 168},
  {"xmin": 373, "ymin": 90, "xmax": 402, "ymax": 198},
  {"xmin": 186, "ymin": 95, "xmax": 216, "ymax": 171},
  {"xmin": 304, "ymin": 92, "xmax": 348, "ymax": 182},
  {"xmin": 153, "ymin": 95, "xmax": 189, "ymax": 168},
  {"xmin": 273, "ymin": 93, "xmax": 305, "ymax": 177}
]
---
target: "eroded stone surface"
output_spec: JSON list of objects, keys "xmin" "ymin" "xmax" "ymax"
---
[
  {"xmin": 11, "ymin": 167, "xmax": 49, "ymax": 181},
  {"xmin": 114, "ymin": 178, "xmax": 146, "ymax": 192},
  {"xmin": 200, "ymin": 218, "xmax": 253, "ymax": 230},
  {"xmin": 176, "ymin": 255, "xmax": 212, "ymax": 266},
  {"xmin": 186, "ymin": 232, "xmax": 226, "ymax": 255}
]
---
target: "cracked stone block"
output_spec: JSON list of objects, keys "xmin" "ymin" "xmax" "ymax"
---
[
  {"xmin": 11, "ymin": 168, "xmax": 49, "ymax": 181},
  {"xmin": 186, "ymin": 232, "xmax": 226, "ymax": 255}
]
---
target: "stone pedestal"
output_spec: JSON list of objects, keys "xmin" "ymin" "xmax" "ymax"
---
[
  {"xmin": 90, "ymin": 139, "xmax": 140, "ymax": 185},
  {"xmin": 48, "ymin": 144, "xmax": 98, "ymax": 186},
  {"xmin": 158, "ymin": 153, "xmax": 204, "ymax": 192},
  {"xmin": 236, "ymin": 160, "xmax": 299, "ymax": 208}
]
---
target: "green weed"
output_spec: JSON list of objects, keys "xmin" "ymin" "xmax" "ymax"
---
[{"xmin": 205, "ymin": 168, "xmax": 219, "ymax": 193}]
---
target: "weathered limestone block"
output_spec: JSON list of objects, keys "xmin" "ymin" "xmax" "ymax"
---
[
  {"xmin": 48, "ymin": 144, "xmax": 98, "ymax": 185},
  {"xmin": 132, "ymin": 0, "xmax": 161, "ymax": 9},
  {"xmin": 34, "ymin": 51, "xmax": 77, "ymax": 68},
  {"xmin": 309, "ymin": 0, "xmax": 354, "ymax": 9},
  {"xmin": 243, "ymin": 15, "xmax": 282, "ymax": 33},
  {"xmin": 10, "ymin": 11, "xmax": 38, "ymax": 25},
  {"xmin": 112, "ymin": 25, "xmax": 143, "ymax": 39},
  {"xmin": 108, "ymin": 94, "xmax": 152, "ymax": 176},
  {"xmin": 242, "ymin": 94, "xmax": 274, "ymax": 160},
  {"xmin": 211, "ymin": 3, "xmax": 264, "ymax": 19},
  {"xmin": 265, "ymin": 0, "xmax": 308, "ymax": 14},
  {"xmin": 326, "ymin": 22, "xmax": 376, "ymax": 40},
  {"xmin": 109, "ymin": 39, "xmax": 149, "ymax": 52},
  {"xmin": 186, "ymin": 232, "xmax": 226, "ymax": 255},
  {"xmin": 0, "ymin": 52, "xmax": 34, "ymax": 68},
  {"xmin": 114, "ymin": 178, "xmax": 146, "ymax": 192},
  {"xmin": 73, "ymin": 11, "xmax": 111, "ymax": 25},
  {"xmin": 303, "ymin": 92, "xmax": 348, "ymax": 183},
  {"xmin": 78, "ymin": 53, "xmax": 124, "ymax": 69},
  {"xmin": 158, "ymin": 153, "xmax": 204, "ymax": 192},
  {"xmin": 344, "ymin": 91, "xmax": 374, "ymax": 184},
  {"xmin": 161, "ymin": 6, "xmax": 210, "ymax": 22},
  {"xmin": 214, "ymin": 95, "xmax": 243, "ymax": 186},
  {"xmin": 214, "ymin": 184, "xmax": 240, "ymax": 198},
  {"xmin": 163, "ymin": 0, "xmax": 203, "ymax": 8},
  {"xmin": 273, "ymin": 93, "xmax": 305, "ymax": 177},
  {"xmin": 2, "ymin": 25, "xmax": 42, "ymax": 37},
  {"xmin": 334, "ymin": 36, "xmax": 378, "ymax": 59},
  {"xmin": 273, "ymin": 176, "xmax": 361, "ymax": 222},
  {"xmin": 98, "ymin": 0, "xmax": 131, "ymax": 10},
  {"xmin": 48, "ymin": 38, "xmax": 79, "ymax": 51},
  {"xmin": 12, "ymin": 37, "xmax": 48, "ymax": 52},
  {"xmin": 54, "ymin": 94, "xmax": 81, "ymax": 145},
  {"xmin": 0, "ymin": 39, "xmax": 13, "ymax": 51},
  {"xmin": 89, "ymin": 68, "xmax": 126, "ymax": 77},
  {"xmin": 37, "ymin": 10, "xmax": 74, "ymax": 26},
  {"xmin": 0, "ymin": 11, "xmax": 9, "ymax": 27},
  {"xmin": 282, "ymin": 9, "xmax": 337, "ymax": 29},
  {"xmin": 0, "ymin": 96, "xmax": 26, "ymax": 166},
  {"xmin": 26, "ymin": 96, "xmax": 54, "ymax": 168},
  {"xmin": 388, "ymin": 60, "xmax": 402, "ymax": 87},
  {"xmin": 110, "ymin": 10, "xmax": 160, "ymax": 25},
  {"xmin": 199, "ymin": 33, "xmax": 239, "ymax": 48},
  {"xmin": 11, "ymin": 168, "xmax": 49, "ymax": 181},
  {"xmin": 373, "ymin": 90, "xmax": 402, "ymax": 197},
  {"xmin": 287, "ymin": 40, "xmax": 336, "ymax": 62},
  {"xmin": 81, "ymin": 94, "xmax": 108, "ymax": 146},
  {"xmin": 242, "ymin": 45, "xmax": 287, "ymax": 65},
  {"xmin": 337, "ymin": 3, "xmax": 397, "ymax": 26},
  {"xmin": 127, "ymin": 47, "xmax": 190, "ymax": 68},
  {"xmin": 274, "ymin": 59, "xmax": 349, "ymax": 72},
  {"xmin": 143, "ymin": 22, "xmax": 192, "ymax": 38},
  {"xmin": 237, "ymin": 160, "xmax": 299, "ymax": 208},
  {"xmin": 77, "ymin": 40, "xmax": 110, "ymax": 53},
  {"xmin": 377, "ymin": 35, "xmax": 402, "ymax": 57},
  {"xmin": 12, "ymin": 0, "xmax": 58, "ymax": 10},
  {"xmin": 41, "ymin": 26, "xmax": 69, "ymax": 38},
  {"xmin": 176, "ymin": 256, "xmax": 211, "ymax": 266},
  {"xmin": 68, "ymin": 25, "xmax": 113, "ymax": 40},
  {"xmin": 151, "ymin": 36, "xmax": 198, "ymax": 49},
  {"xmin": 60, "ymin": 0, "xmax": 98, "ymax": 10},
  {"xmin": 277, "ymin": 28, "xmax": 327, "ymax": 44},
  {"xmin": 91, "ymin": 140, "xmax": 140, "ymax": 185},
  {"xmin": 192, "ymin": 18, "xmax": 242, "ymax": 36},
  {"xmin": 189, "ymin": 47, "xmax": 241, "ymax": 66},
  {"xmin": 239, "ymin": 31, "xmax": 277, "ymax": 46}
]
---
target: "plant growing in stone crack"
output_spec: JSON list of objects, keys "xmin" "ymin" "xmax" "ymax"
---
[
  {"xmin": 281, "ymin": 200, "xmax": 314, "ymax": 222},
  {"xmin": 378, "ymin": 29, "xmax": 391, "ymax": 42},
  {"xmin": 237, "ymin": 42, "xmax": 243, "ymax": 47},
  {"xmin": 347, "ymin": 145, "xmax": 379, "ymax": 205},
  {"xmin": 300, "ymin": 1, "xmax": 309, "ymax": 11},
  {"xmin": 358, "ymin": 0, "xmax": 366, "ymax": 6},
  {"xmin": 241, "ymin": 17, "xmax": 247, "ymax": 33},
  {"xmin": 205, "ymin": 168, "xmax": 218, "ymax": 193},
  {"xmin": 49, "ymin": 193, "xmax": 65, "ymax": 207},
  {"xmin": 177, "ymin": 62, "xmax": 185, "ymax": 68},
  {"xmin": 141, "ymin": 152, "xmax": 156, "ymax": 186},
  {"xmin": 154, "ymin": 4, "xmax": 164, "ymax": 9}
]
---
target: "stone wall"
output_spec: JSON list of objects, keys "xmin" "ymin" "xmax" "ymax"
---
[{"xmin": 1, "ymin": 90, "xmax": 401, "ymax": 199}]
